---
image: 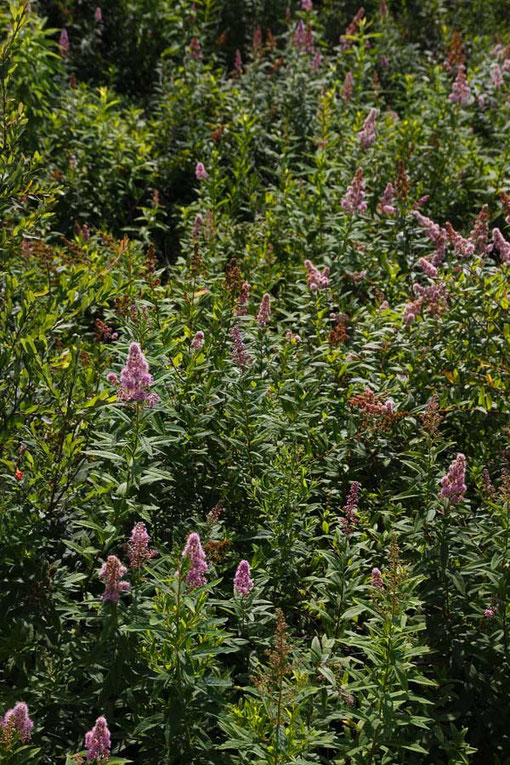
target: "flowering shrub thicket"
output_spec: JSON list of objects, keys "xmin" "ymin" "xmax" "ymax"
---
[{"xmin": 0, "ymin": 1, "xmax": 509, "ymax": 763}]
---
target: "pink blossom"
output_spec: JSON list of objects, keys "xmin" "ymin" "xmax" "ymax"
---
[
  {"xmin": 418, "ymin": 257, "xmax": 438, "ymax": 277},
  {"xmin": 301, "ymin": 0, "xmax": 313, "ymax": 9},
  {"xmin": 305, "ymin": 259, "xmax": 329, "ymax": 291},
  {"xmin": 1, "ymin": 702, "xmax": 33, "ymax": 743},
  {"xmin": 492, "ymin": 228, "xmax": 510, "ymax": 264},
  {"xmin": 445, "ymin": 222, "xmax": 475, "ymax": 259},
  {"xmin": 256, "ymin": 293, "xmax": 271, "ymax": 326},
  {"xmin": 191, "ymin": 330, "xmax": 205, "ymax": 350},
  {"xmin": 340, "ymin": 7, "xmax": 365, "ymax": 50},
  {"xmin": 312, "ymin": 49, "xmax": 322, "ymax": 72},
  {"xmin": 192, "ymin": 213, "xmax": 203, "ymax": 237},
  {"xmin": 182, "ymin": 532, "xmax": 208, "ymax": 588},
  {"xmin": 439, "ymin": 453, "xmax": 467, "ymax": 504},
  {"xmin": 195, "ymin": 162, "xmax": 209, "ymax": 180},
  {"xmin": 190, "ymin": 36, "xmax": 202, "ymax": 60},
  {"xmin": 85, "ymin": 716, "xmax": 111, "ymax": 762},
  {"xmin": 341, "ymin": 168, "xmax": 367, "ymax": 214},
  {"xmin": 231, "ymin": 324, "xmax": 251, "ymax": 367},
  {"xmin": 109, "ymin": 342, "xmax": 159, "ymax": 407},
  {"xmin": 342, "ymin": 71, "xmax": 354, "ymax": 101},
  {"xmin": 127, "ymin": 522, "xmax": 157, "ymax": 570},
  {"xmin": 340, "ymin": 481, "xmax": 361, "ymax": 535},
  {"xmin": 234, "ymin": 560, "xmax": 254, "ymax": 596},
  {"xmin": 414, "ymin": 211, "xmax": 447, "ymax": 265},
  {"xmin": 358, "ymin": 108, "xmax": 378, "ymax": 149},
  {"xmin": 234, "ymin": 49, "xmax": 242, "ymax": 74},
  {"xmin": 491, "ymin": 63, "xmax": 503, "ymax": 88},
  {"xmin": 379, "ymin": 182, "xmax": 396, "ymax": 215},
  {"xmin": 59, "ymin": 28, "xmax": 70, "ymax": 55},
  {"xmin": 94, "ymin": 7, "xmax": 102, "ymax": 22},
  {"xmin": 294, "ymin": 19, "xmax": 306, "ymax": 48},
  {"xmin": 449, "ymin": 64, "xmax": 470, "ymax": 105},
  {"xmin": 371, "ymin": 567, "xmax": 384, "ymax": 589},
  {"xmin": 98, "ymin": 556, "xmax": 130, "ymax": 603},
  {"xmin": 235, "ymin": 281, "xmax": 251, "ymax": 316}
]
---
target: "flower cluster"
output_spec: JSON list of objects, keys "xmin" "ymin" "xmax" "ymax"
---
[
  {"xmin": 371, "ymin": 567, "xmax": 384, "ymax": 589},
  {"xmin": 379, "ymin": 182, "xmax": 396, "ymax": 215},
  {"xmin": 234, "ymin": 560, "xmax": 254, "ymax": 596},
  {"xmin": 85, "ymin": 716, "xmax": 111, "ymax": 762},
  {"xmin": 340, "ymin": 481, "xmax": 361, "ymax": 535},
  {"xmin": 305, "ymin": 259, "xmax": 330, "ymax": 291},
  {"xmin": 349, "ymin": 388, "xmax": 394, "ymax": 416},
  {"xmin": 492, "ymin": 228, "xmax": 510, "ymax": 264},
  {"xmin": 1, "ymin": 702, "xmax": 33, "ymax": 745},
  {"xmin": 341, "ymin": 168, "xmax": 367, "ymax": 214},
  {"xmin": 449, "ymin": 64, "xmax": 470, "ymax": 105},
  {"xmin": 127, "ymin": 522, "xmax": 157, "ymax": 570},
  {"xmin": 235, "ymin": 281, "xmax": 251, "ymax": 316},
  {"xmin": 107, "ymin": 342, "xmax": 159, "ymax": 407},
  {"xmin": 445, "ymin": 222, "xmax": 475, "ymax": 259},
  {"xmin": 439, "ymin": 453, "xmax": 467, "ymax": 504},
  {"xmin": 414, "ymin": 211, "xmax": 447, "ymax": 265},
  {"xmin": 195, "ymin": 161, "xmax": 208, "ymax": 180},
  {"xmin": 191, "ymin": 330, "xmax": 205, "ymax": 350},
  {"xmin": 340, "ymin": 6, "xmax": 365, "ymax": 50},
  {"xmin": 231, "ymin": 324, "xmax": 252, "ymax": 366},
  {"xmin": 182, "ymin": 532, "xmax": 208, "ymax": 588},
  {"xmin": 358, "ymin": 108, "xmax": 378, "ymax": 148},
  {"xmin": 98, "ymin": 555, "xmax": 130, "ymax": 603},
  {"xmin": 403, "ymin": 282, "xmax": 449, "ymax": 324},
  {"xmin": 256, "ymin": 293, "xmax": 271, "ymax": 326}
]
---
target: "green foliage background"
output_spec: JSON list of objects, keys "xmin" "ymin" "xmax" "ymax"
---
[{"xmin": 0, "ymin": 0, "xmax": 509, "ymax": 762}]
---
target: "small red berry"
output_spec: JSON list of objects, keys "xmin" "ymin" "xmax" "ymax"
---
[{"xmin": 15, "ymin": 469, "xmax": 23, "ymax": 480}]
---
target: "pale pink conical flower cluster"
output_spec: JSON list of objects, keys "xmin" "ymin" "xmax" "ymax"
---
[
  {"xmin": 235, "ymin": 281, "xmax": 251, "ymax": 316},
  {"xmin": 59, "ymin": 28, "xmax": 70, "ymax": 54},
  {"xmin": 340, "ymin": 7, "xmax": 365, "ymax": 50},
  {"xmin": 439, "ymin": 453, "xmax": 467, "ymax": 504},
  {"xmin": 342, "ymin": 71, "xmax": 354, "ymax": 101},
  {"xmin": 418, "ymin": 257, "xmax": 438, "ymax": 277},
  {"xmin": 340, "ymin": 481, "xmax": 361, "ymax": 535},
  {"xmin": 190, "ymin": 36, "xmax": 201, "ymax": 60},
  {"xmin": 341, "ymin": 168, "xmax": 367, "ymax": 214},
  {"xmin": 301, "ymin": 0, "xmax": 313, "ymax": 9},
  {"xmin": 305, "ymin": 259, "xmax": 329, "ymax": 291},
  {"xmin": 491, "ymin": 63, "xmax": 503, "ymax": 89},
  {"xmin": 492, "ymin": 228, "xmax": 510, "ymax": 264},
  {"xmin": 403, "ymin": 282, "xmax": 449, "ymax": 325},
  {"xmin": 182, "ymin": 532, "xmax": 208, "ymax": 588},
  {"xmin": 371, "ymin": 567, "xmax": 384, "ymax": 589},
  {"xmin": 195, "ymin": 162, "xmax": 208, "ymax": 180},
  {"xmin": 294, "ymin": 19, "xmax": 306, "ymax": 48},
  {"xmin": 449, "ymin": 64, "xmax": 470, "ymax": 105},
  {"xmin": 127, "ymin": 522, "xmax": 157, "ymax": 570},
  {"xmin": 358, "ymin": 108, "xmax": 378, "ymax": 149},
  {"xmin": 234, "ymin": 560, "xmax": 254, "ymax": 596},
  {"xmin": 256, "ymin": 293, "xmax": 271, "ymax": 326},
  {"xmin": 98, "ymin": 555, "xmax": 130, "ymax": 603},
  {"xmin": 414, "ymin": 211, "xmax": 446, "ymax": 265},
  {"xmin": 231, "ymin": 324, "xmax": 251, "ymax": 366},
  {"xmin": 94, "ymin": 6, "xmax": 102, "ymax": 22},
  {"xmin": 379, "ymin": 182, "xmax": 396, "ymax": 215},
  {"xmin": 445, "ymin": 222, "xmax": 475, "ymax": 259},
  {"xmin": 1, "ymin": 702, "xmax": 34, "ymax": 743},
  {"xmin": 470, "ymin": 204, "xmax": 490, "ymax": 253},
  {"xmin": 85, "ymin": 716, "xmax": 111, "ymax": 762},
  {"xmin": 234, "ymin": 49, "xmax": 242, "ymax": 73},
  {"xmin": 191, "ymin": 330, "xmax": 205, "ymax": 350},
  {"xmin": 109, "ymin": 342, "xmax": 159, "ymax": 407}
]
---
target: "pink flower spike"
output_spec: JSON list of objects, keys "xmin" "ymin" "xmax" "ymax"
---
[
  {"xmin": 341, "ymin": 168, "xmax": 367, "ymax": 214},
  {"xmin": 256, "ymin": 293, "xmax": 271, "ymax": 326},
  {"xmin": 85, "ymin": 716, "xmax": 111, "ymax": 762},
  {"xmin": 191, "ymin": 330, "xmax": 205, "ymax": 350},
  {"xmin": 195, "ymin": 162, "xmax": 209, "ymax": 180},
  {"xmin": 234, "ymin": 560, "xmax": 254, "ymax": 596},
  {"xmin": 182, "ymin": 532, "xmax": 208, "ymax": 589},
  {"xmin": 127, "ymin": 522, "xmax": 157, "ymax": 570},
  {"xmin": 439, "ymin": 453, "xmax": 467, "ymax": 504},
  {"xmin": 98, "ymin": 555, "xmax": 130, "ymax": 603},
  {"xmin": 1, "ymin": 702, "xmax": 34, "ymax": 743}
]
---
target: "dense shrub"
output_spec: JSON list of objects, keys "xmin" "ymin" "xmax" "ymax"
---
[{"xmin": 0, "ymin": 1, "xmax": 509, "ymax": 763}]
